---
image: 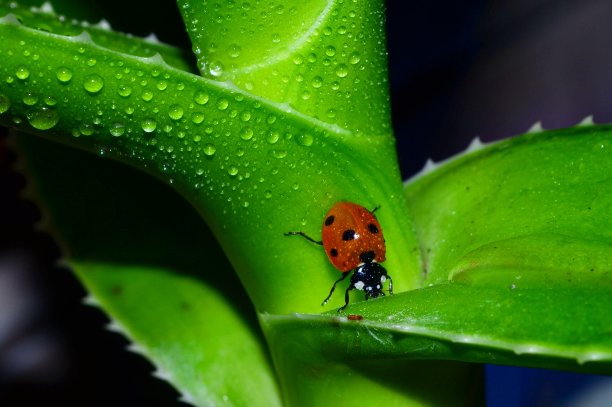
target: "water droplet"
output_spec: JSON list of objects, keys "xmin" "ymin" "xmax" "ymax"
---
[
  {"xmin": 207, "ymin": 60, "xmax": 224, "ymax": 77},
  {"xmin": 271, "ymin": 149, "xmax": 287, "ymax": 159},
  {"xmin": 240, "ymin": 111, "xmax": 251, "ymax": 122},
  {"xmin": 15, "ymin": 66, "xmax": 30, "ymax": 80},
  {"xmin": 156, "ymin": 81, "xmax": 167, "ymax": 91},
  {"xmin": 110, "ymin": 122, "xmax": 125, "ymax": 137},
  {"xmin": 240, "ymin": 127, "xmax": 254, "ymax": 141},
  {"xmin": 335, "ymin": 64, "xmax": 348, "ymax": 78},
  {"xmin": 196, "ymin": 168, "xmax": 204, "ymax": 176},
  {"xmin": 326, "ymin": 108, "xmax": 337, "ymax": 118},
  {"xmin": 216, "ymin": 98, "xmax": 229, "ymax": 110},
  {"xmin": 297, "ymin": 133, "xmax": 313, "ymax": 147},
  {"xmin": 349, "ymin": 52, "xmax": 361, "ymax": 64},
  {"xmin": 22, "ymin": 92, "xmax": 38, "ymax": 106},
  {"xmin": 266, "ymin": 115, "xmax": 276, "ymax": 124},
  {"xmin": 193, "ymin": 135, "xmax": 202, "ymax": 142},
  {"xmin": 301, "ymin": 90, "xmax": 311, "ymax": 100},
  {"xmin": 141, "ymin": 118, "xmax": 157, "ymax": 133},
  {"xmin": 192, "ymin": 113, "xmax": 205, "ymax": 124},
  {"xmin": 271, "ymin": 33, "xmax": 281, "ymax": 43},
  {"xmin": 331, "ymin": 81, "xmax": 340, "ymax": 90},
  {"xmin": 168, "ymin": 104, "xmax": 184, "ymax": 120},
  {"xmin": 194, "ymin": 91, "xmax": 209, "ymax": 105},
  {"xmin": 118, "ymin": 85, "xmax": 132, "ymax": 98},
  {"xmin": 311, "ymin": 76, "xmax": 323, "ymax": 88},
  {"xmin": 267, "ymin": 131, "xmax": 279, "ymax": 144},
  {"xmin": 203, "ymin": 143, "xmax": 216, "ymax": 156},
  {"xmin": 228, "ymin": 44, "xmax": 241, "ymax": 58},
  {"xmin": 0, "ymin": 95, "xmax": 10, "ymax": 114},
  {"xmin": 292, "ymin": 54, "xmax": 304, "ymax": 65},
  {"xmin": 325, "ymin": 46, "xmax": 336, "ymax": 57},
  {"xmin": 228, "ymin": 166, "xmax": 238, "ymax": 176},
  {"xmin": 27, "ymin": 107, "xmax": 59, "ymax": 130},
  {"xmin": 292, "ymin": 183, "xmax": 299, "ymax": 190},
  {"xmin": 55, "ymin": 67, "xmax": 73, "ymax": 83},
  {"xmin": 83, "ymin": 74, "xmax": 104, "ymax": 94},
  {"xmin": 79, "ymin": 123, "xmax": 94, "ymax": 136},
  {"xmin": 44, "ymin": 96, "xmax": 57, "ymax": 106},
  {"xmin": 307, "ymin": 53, "xmax": 317, "ymax": 63},
  {"xmin": 141, "ymin": 91, "xmax": 153, "ymax": 101},
  {"xmin": 264, "ymin": 190, "xmax": 272, "ymax": 199}
]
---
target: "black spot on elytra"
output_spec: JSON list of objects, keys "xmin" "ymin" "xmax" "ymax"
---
[
  {"xmin": 368, "ymin": 223, "xmax": 378, "ymax": 233},
  {"xmin": 342, "ymin": 229, "xmax": 356, "ymax": 241},
  {"xmin": 325, "ymin": 215, "xmax": 335, "ymax": 226},
  {"xmin": 359, "ymin": 250, "xmax": 375, "ymax": 263},
  {"xmin": 330, "ymin": 248, "xmax": 338, "ymax": 257}
]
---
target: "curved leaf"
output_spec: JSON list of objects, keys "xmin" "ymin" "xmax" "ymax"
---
[
  {"xmin": 0, "ymin": 8, "xmax": 421, "ymax": 313},
  {"xmin": 17, "ymin": 135, "xmax": 281, "ymax": 407}
]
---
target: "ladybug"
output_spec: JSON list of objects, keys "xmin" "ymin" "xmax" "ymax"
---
[{"xmin": 285, "ymin": 202, "xmax": 393, "ymax": 312}]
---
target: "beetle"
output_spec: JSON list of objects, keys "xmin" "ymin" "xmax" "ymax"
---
[{"xmin": 285, "ymin": 202, "xmax": 392, "ymax": 311}]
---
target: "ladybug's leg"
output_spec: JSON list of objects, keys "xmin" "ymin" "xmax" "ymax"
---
[
  {"xmin": 337, "ymin": 285, "xmax": 353, "ymax": 312},
  {"xmin": 370, "ymin": 205, "xmax": 381, "ymax": 214},
  {"xmin": 321, "ymin": 272, "xmax": 350, "ymax": 306},
  {"xmin": 284, "ymin": 231, "xmax": 322, "ymax": 245}
]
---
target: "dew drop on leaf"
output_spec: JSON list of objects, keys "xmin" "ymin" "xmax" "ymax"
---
[
  {"xmin": 83, "ymin": 74, "xmax": 104, "ymax": 94},
  {"xmin": 228, "ymin": 166, "xmax": 238, "ymax": 176},
  {"xmin": 325, "ymin": 46, "xmax": 336, "ymax": 57},
  {"xmin": 203, "ymin": 143, "xmax": 216, "ymax": 156},
  {"xmin": 15, "ymin": 66, "xmax": 30, "ymax": 80},
  {"xmin": 335, "ymin": 64, "xmax": 348, "ymax": 78},
  {"xmin": 27, "ymin": 107, "xmax": 58, "ymax": 130},
  {"xmin": 110, "ymin": 123, "xmax": 125, "ymax": 137},
  {"xmin": 55, "ymin": 66, "xmax": 73, "ymax": 83},
  {"xmin": 296, "ymin": 133, "xmax": 313, "ymax": 147},
  {"xmin": 22, "ymin": 92, "xmax": 38, "ymax": 106},
  {"xmin": 240, "ymin": 127, "xmax": 254, "ymax": 141},
  {"xmin": 118, "ymin": 85, "xmax": 132, "ymax": 98},
  {"xmin": 168, "ymin": 104, "xmax": 184, "ymax": 120},
  {"xmin": 216, "ymin": 98, "xmax": 229, "ymax": 110},
  {"xmin": 141, "ymin": 118, "xmax": 157, "ymax": 133},
  {"xmin": 194, "ymin": 91, "xmax": 209, "ymax": 105}
]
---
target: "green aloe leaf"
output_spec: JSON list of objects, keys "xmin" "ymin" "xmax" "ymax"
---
[
  {"xmin": 0, "ymin": 3, "xmax": 421, "ymax": 314},
  {"xmin": 263, "ymin": 124, "xmax": 612, "ymax": 376},
  {"xmin": 178, "ymin": 0, "xmax": 391, "ymax": 136},
  {"xmin": 17, "ymin": 135, "xmax": 281, "ymax": 407}
]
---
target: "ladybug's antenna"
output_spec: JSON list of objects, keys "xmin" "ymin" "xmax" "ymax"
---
[
  {"xmin": 284, "ymin": 231, "xmax": 323, "ymax": 245},
  {"xmin": 370, "ymin": 205, "xmax": 381, "ymax": 214}
]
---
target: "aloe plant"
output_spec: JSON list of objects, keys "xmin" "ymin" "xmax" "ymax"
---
[{"xmin": 1, "ymin": 0, "xmax": 610, "ymax": 405}]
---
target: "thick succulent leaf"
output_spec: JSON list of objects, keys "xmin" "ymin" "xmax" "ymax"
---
[
  {"xmin": 263, "ymin": 125, "xmax": 612, "ymax": 375},
  {"xmin": 0, "ymin": 2, "xmax": 195, "ymax": 72},
  {"xmin": 0, "ymin": 9, "xmax": 421, "ymax": 313},
  {"xmin": 17, "ymin": 135, "xmax": 281, "ymax": 407},
  {"xmin": 177, "ymin": 0, "xmax": 391, "ymax": 136}
]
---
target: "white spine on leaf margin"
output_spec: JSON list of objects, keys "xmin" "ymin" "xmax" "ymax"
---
[{"xmin": 404, "ymin": 115, "xmax": 598, "ymax": 186}]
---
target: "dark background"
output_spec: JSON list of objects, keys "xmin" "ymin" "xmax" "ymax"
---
[{"xmin": 2, "ymin": 0, "xmax": 612, "ymax": 405}]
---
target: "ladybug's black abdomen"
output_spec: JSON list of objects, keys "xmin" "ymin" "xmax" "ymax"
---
[{"xmin": 350, "ymin": 262, "xmax": 388, "ymax": 299}]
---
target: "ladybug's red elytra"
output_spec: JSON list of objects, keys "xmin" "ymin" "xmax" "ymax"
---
[{"xmin": 285, "ymin": 202, "xmax": 393, "ymax": 312}]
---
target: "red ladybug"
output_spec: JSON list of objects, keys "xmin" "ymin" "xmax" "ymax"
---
[{"xmin": 285, "ymin": 202, "xmax": 393, "ymax": 311}]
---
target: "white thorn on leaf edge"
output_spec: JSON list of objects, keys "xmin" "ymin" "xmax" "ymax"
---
[
  {"xmin": 178, "ymin": 392, "xmax": 197, "ymax": 406},
  {"xmin": 31, "ymin": 1, "xmax": 55, "ymax": 14},
  {"xmin": 527, "ymin": 121, "xmax": 544, "ymax": 133},
  {"xmin": 125, "ymin": 343, "xmax": 147, "ymax": 356},
  {"xmin": 105, "ymin": 319, "xmax": 128, "ymax": 334},
  {"xmin": 145, "ymin": 32, "xmax": 161, "ymax": 44},
  {"xmin": 577, "ymin": 115, "xmax": 594, "ymax": 126},
  {"xmin": 151, "ymin": 368, "xmax": 173, "ymax": 382},
  {"xmin": 94, "ymin": 19, "xmax": 112, "ymax": 30},
  {"xmin": 82, "ymin": 294, "xmax": 100, "ymax": 307}
]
